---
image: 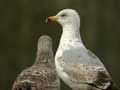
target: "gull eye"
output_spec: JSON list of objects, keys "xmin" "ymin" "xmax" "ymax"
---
[{"xmin": 61, "ymin": 14, "xmax": 67, "ymax": 17}]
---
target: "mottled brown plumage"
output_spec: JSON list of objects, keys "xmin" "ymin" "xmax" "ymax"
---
[{"xmin": 12, "ymin": 35, "xmax": 60, "ymax": 90}]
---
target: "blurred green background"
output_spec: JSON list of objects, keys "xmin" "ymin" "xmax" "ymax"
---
[{"xmin": 0, "ymin": 0, "xmax": 120, "ymax": 90}]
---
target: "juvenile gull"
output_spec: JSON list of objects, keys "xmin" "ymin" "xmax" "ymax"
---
[
  {"xmin": 47, "ymin": 9, "xmax": 119, "ymax": 90},
  {"xmin": 12, "ymin": 35, "xmax": 60, "ymax": 90}
]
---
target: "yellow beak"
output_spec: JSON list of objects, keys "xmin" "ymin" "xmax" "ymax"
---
[{"xmin": 46, "ymin": 16, "xmax": 58, "ymax": 22}]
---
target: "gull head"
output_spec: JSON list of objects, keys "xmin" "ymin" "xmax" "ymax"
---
[
  {"xmin": 37, "ymin": 35, "xmax": 52, "ymax": 51},
  {"xmin": 35, "ymin": 35, "xmax": 54, "ymax": 65},
  {"xmin": 47, "ymin": 9, "xmax": 80, "ymax": 27}
]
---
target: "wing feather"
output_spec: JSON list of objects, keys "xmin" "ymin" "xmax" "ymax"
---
[{"xmin": 60, "ymin": 47, "xmax": 112, "ymax": 89}]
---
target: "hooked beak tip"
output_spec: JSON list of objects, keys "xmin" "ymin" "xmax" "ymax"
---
[{"xmin": 45, "ymin": 16, "xmax": 58, "ymax": 23}]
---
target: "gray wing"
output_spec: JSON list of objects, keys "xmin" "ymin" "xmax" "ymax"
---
[{"xmin": 61, "ymin": 47, "xmax": 112, "ymax": 89}]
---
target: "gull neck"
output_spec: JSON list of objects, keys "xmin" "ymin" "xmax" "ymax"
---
[{"xmin": 61, "ymin": 24, "xmax": 82, "ymax": 42}]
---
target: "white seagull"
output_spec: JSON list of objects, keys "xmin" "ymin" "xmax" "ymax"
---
[{"xmin": 47, "ymin": 9, "xmax": 119, "ymax": 90}]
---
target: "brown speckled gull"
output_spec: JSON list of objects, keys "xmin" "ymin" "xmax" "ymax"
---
[{"xmin": 12, "ymin": 35, "xmax": 60, "ymax": 90}]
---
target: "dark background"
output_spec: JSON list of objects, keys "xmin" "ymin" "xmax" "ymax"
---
[{"xmin": 0, "ymin": 0, "xmax": 120, "ymax": 90}]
